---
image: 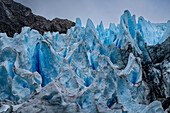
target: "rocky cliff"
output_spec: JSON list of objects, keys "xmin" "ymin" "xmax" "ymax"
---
[{"xmin": 0, "ymin": 0, "xmax": 75, "ymax": 37}]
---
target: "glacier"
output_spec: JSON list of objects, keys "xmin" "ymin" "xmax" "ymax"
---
[{"xmin": 0, "ymin": 10, "xmax": 170, "ymax": 113}]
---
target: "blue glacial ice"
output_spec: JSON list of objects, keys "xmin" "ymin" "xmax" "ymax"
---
[
  {"xmin": 138, "ymin": 16, "xmax": 167, "ymax": 45},
  {"xmin": 0, "ymin": 10, "xmax": 169, "ymax": 112}
]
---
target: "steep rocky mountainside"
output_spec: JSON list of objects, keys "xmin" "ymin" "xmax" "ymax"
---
[{"xmin": 0, "ymin": 0, "xmax": 75, "ymax": 37}]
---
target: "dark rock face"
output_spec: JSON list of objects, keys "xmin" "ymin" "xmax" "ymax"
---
[
  {"xmin": 0, "ymin": 0, "xmax": 75, "ymax": 37},
  {"xmin": 147, "ymin": 37, "xmax": 170, "ymax": 64},
  {"xmin": 31, "ymin": 16, "xmax": 75, "ymax": 35},
  {"xmin": 142, "ymin": 37, "xmax": 170, "ymax": 110}
]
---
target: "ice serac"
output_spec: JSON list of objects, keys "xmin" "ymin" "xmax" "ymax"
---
[
  {"xmin": 114, "ymin": 10, "xmax": 143, "ymax": 57},
  {"xmin": 0, "ymin": 27, "xmax": 43, "ymax": 102},
  {"xmin": 0, "ymin": 65, "xmax": 14, "ymax": 101},
  {"xmin": 138, "ymin": 16, "xmax": 168, "ymax": 45},
  {"xmin": 12, "ymin": 60, "xmax": 42, "ymax": 102},
  {"xmin": 38, "ymin": 40, "xmax": 60, "ymax": 86},
  {"xmin": 0, "ymin": 10, "xmax": 169, "ymax": 113},
  {"xmin": 162, "ymin": 20, "xmax": 170, "ymax": 43},
  {"xmin": 76, "ymin": 18, "xmax": 82, "ymax": 27},
  {"xmin": 118, "ymin": 53, "xmax": 142, "ymax": 85},
  {"xmin": 136, "ymin": 32, "xmax": 151, "ymax": 63}
]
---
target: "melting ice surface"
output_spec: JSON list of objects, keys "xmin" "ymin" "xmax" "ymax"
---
[{"xmin": 0, "ymin": 10, "xmax": 169, "ymax": 112}]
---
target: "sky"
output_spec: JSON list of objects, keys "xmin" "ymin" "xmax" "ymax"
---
[{"xmin": 14, "ymin": 0, "xmax": 170, "ymax": 28}]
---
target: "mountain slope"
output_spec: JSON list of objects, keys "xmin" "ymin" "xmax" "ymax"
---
[{"xmin": 0, "ymin": 0, "xmax": 75, "ymax": 37}]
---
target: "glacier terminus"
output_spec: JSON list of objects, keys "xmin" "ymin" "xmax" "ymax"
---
[{"xmin": 0, "ymin": 10, "xmax": 170, "ymax": 113}]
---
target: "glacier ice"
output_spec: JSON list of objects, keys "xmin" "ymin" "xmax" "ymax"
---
[
  {"xmin": 0, "ymin": 10, "xmax": 169, "ymax": 112},
  {"xmin": 138, "ymin": 16, "xmax": 167, "ymax": 45}
]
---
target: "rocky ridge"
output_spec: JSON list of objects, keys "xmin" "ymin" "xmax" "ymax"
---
[{"xmin": 0, "ymin": 0, "xmax": 75, "ymax": 37}]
